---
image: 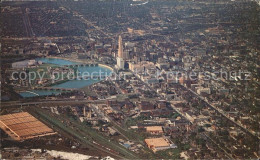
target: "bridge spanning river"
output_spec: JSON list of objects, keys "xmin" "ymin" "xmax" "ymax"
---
[
  {"xmin": 63, "ymin": 63, "xmax": 98, "ymax": 68},
  {"xmin": 62, "ymin": 63, "xmax": 114, "ymax": 72},
  {"xmin": 31, "ymin": 87, "xmax": 76, "ymax": 91}
]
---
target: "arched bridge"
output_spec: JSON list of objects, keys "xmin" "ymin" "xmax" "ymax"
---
[
  {"xmin": 63, "ymin": 63, "xmax": 98, "ymax": 68},
  {"xmin": 32, "ymin": 87, "xmax": 77, "ymax": 91}
]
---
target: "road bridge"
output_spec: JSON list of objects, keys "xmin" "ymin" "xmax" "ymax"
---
[
  {"xmin": 32, "ymin": 87, "xmax": 76, "ymax": 92},
  {"xmin": 63, "ymin": 63, "xmax": 98, "ymax": 68}
]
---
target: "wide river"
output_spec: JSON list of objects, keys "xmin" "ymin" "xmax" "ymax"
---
[{"xmin": 19, "ymin": 58, "xmax": 112, "ymax": 98}]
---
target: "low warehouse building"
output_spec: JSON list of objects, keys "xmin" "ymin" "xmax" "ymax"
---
[
  {"xmin": 0, "ymin": 112, "xmax": 56, "ymax": 141},
  {"xmin": 145, "ymin": 137, "xmax": 177, "ymax": 152},
  {"xmin": 146, "ymin": 126, "xmax": 164, "ymax": 135}
]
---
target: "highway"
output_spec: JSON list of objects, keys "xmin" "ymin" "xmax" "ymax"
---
[
  {"xmin": 1, "ymin": 93, "xmax": 131, "ymax": 108},
  {"xmin": 61, "ymin": 6, "xmax": 110, "ymax": 37},
  {"xmin": 22, "ymin": 7, "xmax": 34, "ymax": 37},
  {"xmin": 1, "ymin": 99, "xmax": 108, "ymax": 108}
]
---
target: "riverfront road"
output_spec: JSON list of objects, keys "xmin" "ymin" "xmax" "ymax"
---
[
  {"xmin": 1, "ymin": 93, "xmax": 134, "ymax": 108},
  {"xmin": 1, "ymin": 99, "xmax": 110, "ymax": 108}
]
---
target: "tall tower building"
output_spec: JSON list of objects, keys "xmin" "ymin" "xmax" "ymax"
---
[
  {"xmin": 118, "ymin": 35, "xmax": 124, "ymax": 59},
  {"xmin": 117, "ymin": 35, "xmax": 125, "ymax": 69}
]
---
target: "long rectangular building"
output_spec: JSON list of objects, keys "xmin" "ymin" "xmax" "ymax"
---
[
  {"xmin": 0, "ymin": 112, "xmax": 56, "ymax": 141},
  {"xmin": 145, "ymin": 137, "xmax": 177, "ymax": 152}
]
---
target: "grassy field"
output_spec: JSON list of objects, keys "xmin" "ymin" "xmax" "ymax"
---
[
  {"xmin": 26, "ymin": 64, "xmax": 77, "ymax": 87},
  {"xmin": 26, "ymin": 64, "xmax": 59, "ymax": 79}
]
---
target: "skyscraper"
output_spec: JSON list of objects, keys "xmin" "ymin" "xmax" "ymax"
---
[
  {"xmin": 117, "ymin": 35, "xmax": 125, "ymax": 69},
  {"xmin": 118, "ymin": 35, "xmax": 124, "ymax": 59}
]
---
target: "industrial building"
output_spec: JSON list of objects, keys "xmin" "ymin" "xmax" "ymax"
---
[
  {"xmin": 146, "ymin": 126, "xmax": 164, "ymax": 135},
  {"xmin": 0, "ymin": 112, "xmax": 56, "ymax": 141},
  {"xmin": 145, "ymin": 137, "xmax": 177, "ymax": 152}
]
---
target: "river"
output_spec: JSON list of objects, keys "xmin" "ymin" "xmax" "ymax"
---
[{"xmin": 19, "ymin": 58, "xmax": 112, "ymax": 98}]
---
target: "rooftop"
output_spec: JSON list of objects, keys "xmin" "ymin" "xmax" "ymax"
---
[
  {"xmin": 146, "ymin": 126, "xmax": 163, "ymax": 132},
  {"xmin": 0, "ymin": 112, "xmax": 56, "ymax": 141},
  {"xmin": 145, "ymin": 137, "xmax": 169, "ymax": 148}
]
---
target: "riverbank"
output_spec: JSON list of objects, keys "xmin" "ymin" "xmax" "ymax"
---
[
  {"xmin": 47, "ymin": 56, "xmax": 84, "ymax": 64},
  {"xmin": 98, "ymin": 63, "xmax": 114, "ymax": 72}
]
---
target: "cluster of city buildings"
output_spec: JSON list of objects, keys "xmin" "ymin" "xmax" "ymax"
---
[{"xmin": 1, "ymin": 0, "xmax": 259, "ymax": 159}]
